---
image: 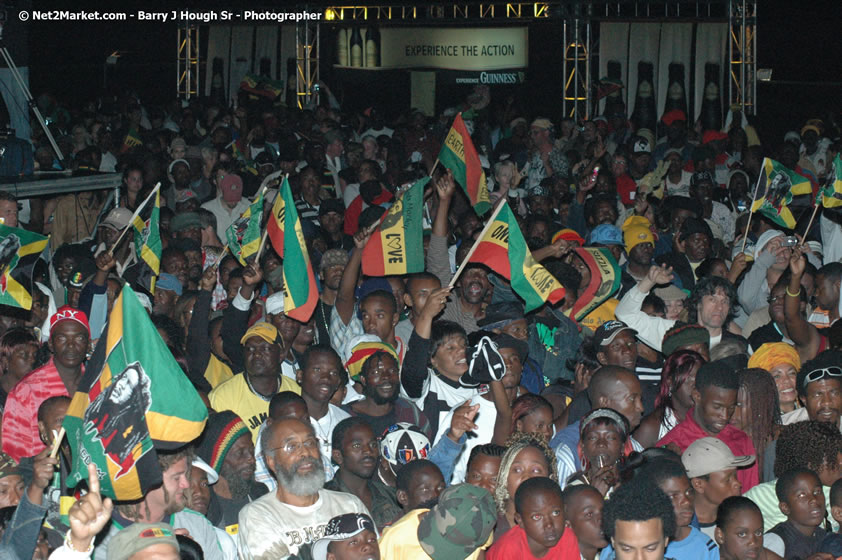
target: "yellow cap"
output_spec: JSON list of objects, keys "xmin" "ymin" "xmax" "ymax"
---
[
  {"xmin": 624, "ymin": 225, "xmax": 655, "ymax": 254},
  {"xmin": 240, "ymin": 322, "xmax": 280, "ymax": 346}
]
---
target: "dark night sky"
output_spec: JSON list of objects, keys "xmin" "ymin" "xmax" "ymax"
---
[{"xmin": 8, "ymin": 0, "xmax": 841, "ymax": 138}]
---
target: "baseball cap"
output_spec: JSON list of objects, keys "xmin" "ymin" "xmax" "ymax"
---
[
  {"xmin": 662, "ymin": 109, "xmax": 687, "ymax": 127},
  {"xmin": 312, "ymin": 514, "xmax": 377, "ymax": 560},
  {"xmin": 654, "ymin": 284, "xmax": 687, "ymax": 302},
  {"xmin": 589, "ymin": 224, "xmax": 624, "ymax": 246},
  {"xmin": 417, "ymin": 484, "xmax": 496, "ymax": 560},
  {"xmin": 240, "ymin": 321, "xmax": 281, "ymax": 346},
  {"xmin": 170, "ymin": 212, "xmax": 202, "ymax": 233},
  {"xmin": 265, "ymin": 291, "xmax": 286, "ymax": 316},
  {"xmin": 702, "ymin": 130, "xmax": 728, "ymax": 144},
  {"xmin": 106, "ymin": 523, "xmax": 179, "ymax": 560},
  {"xmin": 530, "ymin": 118, "xmax": 553, "ymax": 130},
  {"xmin": 632, "ymin": 137, "xmax": 651, "ymax": 154},
  {"xmin": 175, "ymin": 189, "xmax": 198, "ymax": 205},
  {"xmin": 477, "ymin": 301, "xmax": 525, "ymax": 328},
  {"xmin": 801, "ymin": 124, "xmax": 821, "ymax": 137},
  {"xmin": 50, "ymin": 306, "xmax": 90, "ymax": 336},
  {"xmin": 191, "ymin": 456, "xmax": 219, "ymax": 485},
  {"xmin": 220, "ymin": 174, "xmax": 244, "ymax": 203},
  {"xmin": 318, "ymin": 198, "xmax": 345, "ymax": 217},
  {"xmin": 0, "ymin": 453, "xmax": 18, "ymax": 480},
  {"xmin": 682, "ymin": 437, "xmax": 755, "ymax": 478},
  {"xmin": 492, "ymin": 333, "xmax": 528, "ymax": 363},
  {"xmin": 593, "ymin": 320, "xmax": 637, "ymax": 347},
  {"xmin": 678, "ymin": 217, "xmax": 713, "ymax": 242},
  {"xmin": 623, "ymin": 223, "xmax": 654, "ymax": 254},
  {"xmin": 100, "ymin": 208, "xmax": 133, "ymax": 231},
  {"xmin": 156, "ymin": 273, "xmax": 183, "ymax": 296}
]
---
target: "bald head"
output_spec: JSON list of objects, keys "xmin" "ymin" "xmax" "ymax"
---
[{"xmin": 586, "ymin": 366, "xmax": 644, "ymax": 429}]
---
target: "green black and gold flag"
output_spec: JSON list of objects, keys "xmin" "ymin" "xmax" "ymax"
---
[
  {"xmin": 63, "ymin": 284, "xmax": 208, "ymax": 500},
  {"xmin": 225, "ymin": 189, "xmax": 264, "ymax": 266},
  {"xmin": 125, "ymin": 189, "xmax": 162, "ymax": 295},
  {"xmin": 0, "ymin": 224, "xmax": 48, "ymax": 310}
]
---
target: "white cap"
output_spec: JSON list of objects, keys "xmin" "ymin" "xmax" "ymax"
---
[{"xmin": 265, "ymin": 291, "xmax": 285, "ymax": 315}]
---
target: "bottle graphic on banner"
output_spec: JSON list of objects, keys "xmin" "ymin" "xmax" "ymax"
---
[
  {"xmin": 350, "ymin": 28, "xmax": 363, "ymax": 67},
  {"xmin": 337, "ymin": 28, "xmax": 348, "ymax": 66},
  {"xmin": 210, "ymin": 58, "xmax": 225, "ymax": 105},
  {"xmin": 663, "ymin": 63, "xmax": 688, "ymax": 117},
  {"xmin": 631, "ymin": 62, "xmax": 657, "ymax": 133},
  {"xmin": 701, "ymin": 63, "xmax": 723, "ymax": 131},
  {"xmin": 365, "ymin": 27, "xmax": 380, "ymax": 67},
  {"xmin": 604, "ymin": 61, "xmax": 626, "ymax": 117}
]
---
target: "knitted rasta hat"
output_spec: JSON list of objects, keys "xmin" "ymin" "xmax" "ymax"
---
[{"xmin": 197, "ymin": 411, "xmax": 250, "ymax": 474}]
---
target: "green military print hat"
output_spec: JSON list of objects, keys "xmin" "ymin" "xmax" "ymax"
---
[{"xmin": 416, "ymin": 483, "xmax": 496, "ymax": 560}]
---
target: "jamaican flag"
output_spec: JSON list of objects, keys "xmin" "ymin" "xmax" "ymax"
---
[
  {"xmin": 362, "ymin": 177, "xmax": 426, "ymax": 276},
  {"xmin": 820, "ymin": 154, "xmax": 842, "ymax": 209},
  {"xmin": 226, "ymin": 190, "xmax": 264, "ymax": 266},
  {"xmin": 466, "ymin": 202, "xmax": 565, "ymax": 313},
  {"xmin": 63, "ymin": 284, "xmax": 208, "ymax": 500},
  {"xmin": 127, "ymin": 189, "xmax": 162, "ymax": 295},
  {"xmin": 0, "ymin": 224, "xmax": 48, "ymax": 310},
  {"xmin": 437, "ymin": 113, "xmax": 491, "ymax": 216},
  {"xmin": 751, "ymin": 158, "xmax": 813, "ymax": 229}
]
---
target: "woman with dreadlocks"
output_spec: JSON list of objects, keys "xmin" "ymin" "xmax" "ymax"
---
[
  {"xmin": 730, "ymin": 368, "xmax": 782, "ymax": 483},
  {"xmin": 633, "ymin": 349, "xmax": 705, "ymax": 448}
]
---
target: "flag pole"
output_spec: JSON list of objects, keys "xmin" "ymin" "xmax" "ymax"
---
[
  {"xmin": 741, "ymin": 173, "xmax": 764, "ymax": 254},
  {"xmin": 429, "ymin": 158, "xmax": 440, "ymax": 178},
  {"xmin": 108, "ymin": 182, "xmax": 161, "ymax": 256},
  {"xmin": 50, "ymin": 427, "xmax": 65, "ymax": 459},
  {"xmin": 799, "ymin": 200, "xmax": 821, "ymax": 249},
  {"xmin": 255, "ymin": 228, "xmax": 270, "ymax": 261},
  {"xmin": 448, "ymin": 201, "xmax": 507, "ymax": 289},
  {"xmin": 210, "ymin": 245, "xmax": 230, "ymax": 272}
]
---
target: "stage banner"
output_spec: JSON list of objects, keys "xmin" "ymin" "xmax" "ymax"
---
[
  {"xmin": 372, "ymin": 27, "xmax": 528, "ymax": 71},
  {"xmin": 598, "ymin": 23, "xmax": 630, "ymax": 114},
  {"xmin": 627, "ymin": 23, "xmax": 662, "ymax": 122},
  {"xmin": 694, "ymin": 23, "xmax": 728, "ymax": 123},
  {"xmin": 657, "ymin": 24, "xmax": 693, "ymax": 125}
]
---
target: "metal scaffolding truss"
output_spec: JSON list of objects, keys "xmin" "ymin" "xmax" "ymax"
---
[
  {"xmin": 322, "ymin": 3, "xmax": 552, "ymax": 22},
  {"xmin": 177, "ymin": 25, "xmax": 200, "ymax": 100},
  {"xmin": 728, "ymin": 0, "xmax": 757, "ymax": 115},
  {"xmin": 296, "ymin": 21, "xmax": 320, "ymax": 109},
  {"xmin": 307, "ymin": 1, "xmax": 756, "ymax": 118}
]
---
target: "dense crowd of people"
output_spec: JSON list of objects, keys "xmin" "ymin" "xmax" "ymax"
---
[{"xmin": 1, "ymin": 78, "xmax": 842, "ymax": 560}]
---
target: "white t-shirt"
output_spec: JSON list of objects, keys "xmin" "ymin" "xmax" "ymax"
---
[
  {"xmin": 238, "ymin": 489, "xmax": 370, "ymax": 559},
  {"xmin": 434, "ymin": 394, "xmax": 497, "ymax": 484},
  {"xmin": 312, "ymin": 404, "xmax": 352, "ymax": 479}
]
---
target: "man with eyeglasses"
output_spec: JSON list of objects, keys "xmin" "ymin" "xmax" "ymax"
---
[{"xmin": 238, "ymin": 418, "xmax": 370, "ymax": 559}]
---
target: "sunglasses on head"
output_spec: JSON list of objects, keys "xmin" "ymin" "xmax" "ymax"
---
[{"xmin": 803, "ymin": 366, "xmax": 842, "ymax": 388}]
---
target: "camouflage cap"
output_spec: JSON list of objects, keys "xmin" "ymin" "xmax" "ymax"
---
[
  {"xmin": 0, "ymin": 452, "xmax": 18, "ymax": 479},
  {"xmin": 417, "ymin": 483, "xmax": 496, "ymax": 560}
]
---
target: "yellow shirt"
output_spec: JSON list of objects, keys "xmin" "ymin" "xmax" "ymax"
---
[
  {"xmin": 580, "ymin": 298, "xmax": 619, "ymax": 333},
  {"xmin": 379, "ymin": 509, "xmax": 489, "ymax": 560},
  {"xmin": 204, "ymin": 355, "xmax": 234, "ymax": 390},
  {"xmin": 209, "ymin": 373, "xmax": 300, "ymax": 442}
]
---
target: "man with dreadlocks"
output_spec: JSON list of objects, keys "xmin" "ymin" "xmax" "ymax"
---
[{"xmin": 744, "ymin": 420, "xmax": 842, "ymax": 532}]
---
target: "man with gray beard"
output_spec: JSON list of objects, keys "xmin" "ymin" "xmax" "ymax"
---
[{"xmin": 238, "ymin": 418, "xmax": 371, "ymax": 559}]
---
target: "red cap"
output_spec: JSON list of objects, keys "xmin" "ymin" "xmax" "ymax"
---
[
  {"xmin": 220, "ymin": 174, "xmax": 243, "ymax": 203},
  {"xmin": 661, "ymin": 109, "xmax": 687, "ymax": 127},
  {"xmin": 702, "ymin": 130, "xmax": 728, "ymax": 144},
  {"xmin": 49, "ymin": 306, "xmax": 90, "ymax": 336}
]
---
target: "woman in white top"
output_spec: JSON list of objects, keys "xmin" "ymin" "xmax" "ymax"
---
[{"xmin": 632, "ymin": 349, "xmax": 706, "ymax": 448}]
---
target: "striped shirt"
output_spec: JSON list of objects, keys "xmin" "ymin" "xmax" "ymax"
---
[{"xmin": 1, "ymin": 359, "xmax": 76, "ymax": 462}]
